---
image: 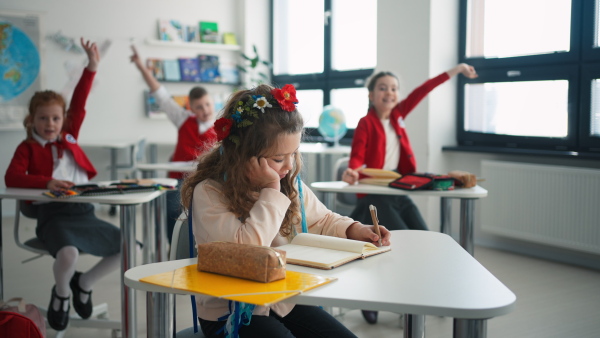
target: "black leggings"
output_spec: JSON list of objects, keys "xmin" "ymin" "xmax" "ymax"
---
[
  {"xmin": 199, "ymin": 305, "xmax": 356, "ymax": 338},
  {"xmin": 350, "ymin": 194, "xmax": 428, "ymax": 231}
]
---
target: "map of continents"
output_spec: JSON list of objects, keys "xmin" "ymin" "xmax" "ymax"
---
[{"xmin": 0, "ymin": 22, "xmax": 40, "ymax": 102}]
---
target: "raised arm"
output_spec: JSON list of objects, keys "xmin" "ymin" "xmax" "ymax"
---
[
  {"xmin": 130, "ymin": 45, "xmax": 161, "ymax": 92},
  {"xmin": 446, "ymin": 63, "xmax": 478, "ymax": 79}
]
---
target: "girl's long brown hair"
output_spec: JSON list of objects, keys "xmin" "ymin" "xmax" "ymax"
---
[{"xmin": 180, "ymin": 84, "xmax": 305, "ymax": 238}]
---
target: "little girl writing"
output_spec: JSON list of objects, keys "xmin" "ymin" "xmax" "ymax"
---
[
  {"xmin": 4, "ymin": 38, "xmax": 121, "ymax": 332},
  {"xmin": 180, "ymin": 84, "xmax": 391, "ymax": 337}
]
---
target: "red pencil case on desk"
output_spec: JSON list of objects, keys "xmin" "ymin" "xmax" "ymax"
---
[{"xmin": 388, "ymin": 173, "xmax": 455, "ymax": 191}]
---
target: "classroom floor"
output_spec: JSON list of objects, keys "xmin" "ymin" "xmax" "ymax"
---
[{"xmin": 2, "ymin": 205, "xmax": 600, "ymax": 338}]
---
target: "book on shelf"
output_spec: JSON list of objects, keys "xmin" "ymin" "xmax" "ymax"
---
[
  {"xmin": 199, "ymin": 21, "xmax": 219, "ymax": 43},
  {"xmin": 275, "ymin": 233, "xmax": 390, "ymax": 270},
  {"xmin": 178, "ymin": 57, "xmax": 201, "ymax": 82},
  {"xmin": 163, "ymin": 59, "xmax": 182, "ymax": 81},
  {"xmin": 358, "ymin": 168, "xmax": 402, "ymax": 186},
  {"xmin": 222, "ymin": 32, "xmax": 237, "ymax": 45},
  {"xmin": 140, "ymin": 264, "xmax": 337, "ymax": 306},
  {"xmin": 43, "ymin": 181, "xmax": 175, "ymax": 199},
  {"xmin": 183, "ymin": 24, "xmax": 199, "ymax": 42},
  {"xmin": 198, "ymin": 54, "xmax": 221, "ymax": 82},
  {"xmin": 219, "ymin": 61, "xmax": 240, "ymax": 84},
  {"xmin": 145, "ymin": 91, "xmax": 188, "ymax": 119},
  {"xmin": 158, "ymin": 19, "xmax": 184, "ymax": 42},
  {"xmin": 146, "ymin": 58, "xmax": 165, "ymax": 81}
]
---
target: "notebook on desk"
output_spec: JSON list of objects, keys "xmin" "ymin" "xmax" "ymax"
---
[
  {"xmin": 276, "ymin": 233, "xmax": 391, "ymax": 270},
  {"xmin": 140, "ymin": 264, "xmax": 337, "ymax": 306}
]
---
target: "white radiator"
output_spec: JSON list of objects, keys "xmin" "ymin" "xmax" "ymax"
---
[{"xmin": 481, "ymin": 160, "xmax": 600, "ymax": 254}]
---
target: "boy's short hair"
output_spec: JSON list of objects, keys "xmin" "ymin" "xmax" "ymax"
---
[{"xmin": 189, "ymin": 86, "xmax": 208, "ymax": 101}]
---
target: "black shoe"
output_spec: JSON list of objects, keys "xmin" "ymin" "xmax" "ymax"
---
[
  {"xmin": 70, "ymin": 271, "xmax": 93, "ymax": 319},
  {"xmin": 361, "ymin": 310, "xmax": 378, "ymax": 324},
  {"xmin": 48, "ymin": 286, "xmax": 70, "ymax": 331}
]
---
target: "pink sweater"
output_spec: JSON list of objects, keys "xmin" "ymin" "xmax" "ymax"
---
[{"xmin": 191, "ymin": 179, "xmax": 359, "ymax": 320}]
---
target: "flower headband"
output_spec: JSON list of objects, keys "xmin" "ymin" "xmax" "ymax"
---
[{"xmin": 215, "ymin": 84, "xmax": 299, "ymax": 145}]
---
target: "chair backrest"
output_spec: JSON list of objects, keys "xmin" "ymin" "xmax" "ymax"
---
[
  {"xmin": 169, "ymin": 212, "xmax": 197, "ymax": 261},
  {"xmin": 332, "ymin": 157, "xmax": 357, "ymax": 207}
]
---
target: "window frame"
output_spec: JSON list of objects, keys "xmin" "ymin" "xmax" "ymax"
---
[
  {"xmin": 457, "ymin": 0, "xmax": 600, "ymax": 154},
  {"xmin": 270, "ymin": 0, "xmax": 375, "ymax": 144}
]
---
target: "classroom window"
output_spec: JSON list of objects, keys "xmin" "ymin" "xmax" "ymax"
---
[
  {"xmin": 272, "ymin": 0, "xmax": 376, "ymax": 143},
  {"xmin": 457, "ymin": 0, "xmax": 600, "ymax": 152}
]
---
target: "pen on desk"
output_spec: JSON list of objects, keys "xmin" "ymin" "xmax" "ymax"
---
[{"xmin": 369, "ymin": 204, "xmax": 383, "ymax": 247}]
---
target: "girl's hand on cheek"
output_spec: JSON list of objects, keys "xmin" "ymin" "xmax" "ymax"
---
[{"xmin": 246, "ymin": 156, "xmax": 281, "ymax": 191}]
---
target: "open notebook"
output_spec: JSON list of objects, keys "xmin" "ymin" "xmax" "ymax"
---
[{"xmin": 276, "ymin": 233, "xmax": 391, "ymax": 270}]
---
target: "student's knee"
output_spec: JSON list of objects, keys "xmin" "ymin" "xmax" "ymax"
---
[{"xmin": 56, "ymin": 246, "xmax": 79, "ymax": 265}]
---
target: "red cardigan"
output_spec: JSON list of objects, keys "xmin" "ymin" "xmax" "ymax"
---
[
  {"xmin": 5, "ymin": 68, "xmax": 97, "ymax": 189},
  {"xmin": 169, "ymin": 116, "xmax": 217, "ymax": 179},
  {"xmin": 349, "ymin": 72, "xmax": 450, "ymax": 175}
]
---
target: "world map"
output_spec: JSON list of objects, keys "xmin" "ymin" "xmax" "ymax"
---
[{"xmin": 0, "ymin": 22, "xmax": 40, "ymax": 102}]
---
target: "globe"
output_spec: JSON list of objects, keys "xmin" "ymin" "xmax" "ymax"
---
[
  {"xmin": 0, "ymin": 22, "xmax": 40, "ymax": 102},
  {"xmin": 318, "ymin": 105, "xmax": 347, "ymax": 146}
]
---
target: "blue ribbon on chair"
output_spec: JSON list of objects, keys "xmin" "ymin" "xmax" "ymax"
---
[
  {"xmin": 297, "ymin": 175, "xmax": 307, "ymax": 234},
  {"xmin": 188, "ymin": 202, "xmax": 200, "ymax": 334}
]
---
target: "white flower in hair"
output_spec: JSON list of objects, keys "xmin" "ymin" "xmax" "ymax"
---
[{"xmin": 252, "ymin": 95, "xmax": 272, "ymax": 113}]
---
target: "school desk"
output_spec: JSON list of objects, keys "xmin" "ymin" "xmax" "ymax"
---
[
  {"xmin": 136, "ymin": 161, "xmax": 196, "ymax": 178},
  {"xmin": 299, "ymin": 142, "xmax": 351, "ymax": 181},
  {"xmin": 0, "ymin": 178, "xmax": 176, "ymax": 338},
  {"xmin": 310, "ymin": 181, "xmax": 488, "ymax": 255},
  {"xmin": 124, "ymin": 230, "xmax": 515, "ymax": 338}
]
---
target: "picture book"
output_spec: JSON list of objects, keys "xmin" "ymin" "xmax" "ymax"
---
[
  {"xmin": 183, "ymin": 24, "xmax": 199, "ymax": 42},
  {"xmin": 140, "ymin": 264, "xmax": 337, "ymax": 306},
  {"xmin": 199, "ymin": 21, "xmax": 219, "ymax": 43},
  {"xmin": 163, "ymin": 59, "xmax": 181, "ymax": 81},
  {"xmin": 144, "ymin": 90, "xmax": 165, "ymax": 119},
  {"xmin": 158, "ymin": 19, "xmax": 184, "ymax": 42},
  {"xmin": 358, "ymin": 168, "xmax": 402, "ymax": 186},
  {"xmin": 43, "ymin": 181, "xmax": 175, "ymax": 199},
  {"xmin": 146, "ymin": 58, "xmax": 165, "ymax": 81},
  {"xmin": 276, "ymin": 233, "xmax": 390, "ymax": 270},
  {"xmin": 198, "ymin": 54, "xmax": 221, "ymax": 82},
  {"xmin": 178, "ymin": 57, "xmax": 201, "ymax": 82}
]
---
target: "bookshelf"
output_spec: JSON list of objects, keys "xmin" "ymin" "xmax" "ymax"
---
[{"xmin": 144, "ymin": 38, "xmax": 241, "ymax": 52}]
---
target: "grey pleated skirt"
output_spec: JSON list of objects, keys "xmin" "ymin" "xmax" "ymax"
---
[{"xmin": 35, "ymin": 202, "xmax": 121, "ymax": 258}]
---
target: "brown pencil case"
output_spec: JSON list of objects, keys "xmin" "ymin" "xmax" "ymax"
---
[{"xmin": 197, "ymin": 241, "xmax": 287, "ymax": 283}]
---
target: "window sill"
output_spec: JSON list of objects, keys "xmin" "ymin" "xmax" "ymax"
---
[{"xmin": 442, "ymin": 145, "xmax": 600, "ymax": 160}]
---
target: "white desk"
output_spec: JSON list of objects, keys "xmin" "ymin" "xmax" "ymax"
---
[
  {"xmin": 136, "ymin": 162, "xmax": 196, "ymax": 179},
  {"xmin": 80, "ymin": 139, "xmax": 140, "ymax": 182},
  {"xmin": 311, "ymin": 181, "xmax": 488, "ymax": 255},
  {"xmin": 0, "ymin": 179, "xmax": 175, "ymax": 338},
  {"xmin": 125, "ymin": 230, "xmax": 515, "ymax": 338},
  {"xmin": 299, "ymin": 143, "xmax": 351, "ymax": 181}
]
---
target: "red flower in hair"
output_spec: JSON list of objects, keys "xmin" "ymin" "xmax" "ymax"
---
[
  {"xmin": 271, "ymin": 84, "xmax": 298, "ymax": 112},
  {"xmin": 214, "ymin": 118, "xmax": 233, "ymax": 141}
]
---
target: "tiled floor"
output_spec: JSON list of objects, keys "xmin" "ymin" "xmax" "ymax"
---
[{"xmin": 2, "ymin": 205, "xmax": 600, "ymax": 337}]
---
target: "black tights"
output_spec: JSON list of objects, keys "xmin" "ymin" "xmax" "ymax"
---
[{"xmin": 199, "ymin": 305, "xmax": 356, "ymax": 338}]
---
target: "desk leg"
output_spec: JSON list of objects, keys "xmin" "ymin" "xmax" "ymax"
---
[
  {"xmin": 403, "ymin": 314, "xmax": 425, "ymax": 338},
  {"xmin": 120, "ymin": 204, "xmax": 137, "ymax": 338},
  {"xmin": 146, "ymin": 292, "xmax": 173, "ymax": 338},
  {"xmin": 459, "ymin": 199, "xmax": 476, "ymax": 256},
  {"xmin": 453, "ymin": 318, "xmax": 487, "ymax": 338},
  {"xmin": 324, "ymin": 192, "xmax": 335, "ymax": 213},
  {"xmin": 109, "ymin": 149, "xmax": 119, "ymax": 216},
  {"xmin": 142, "ymin": 200, "xmax": 156, "ymax": 264},
  {"xmin": 154, "ymin": 193, "xmax": 168, "ymax": 262},
  {"xmin": 440, "ymin": 197, "xmax": 452, "ymax": 236}
]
